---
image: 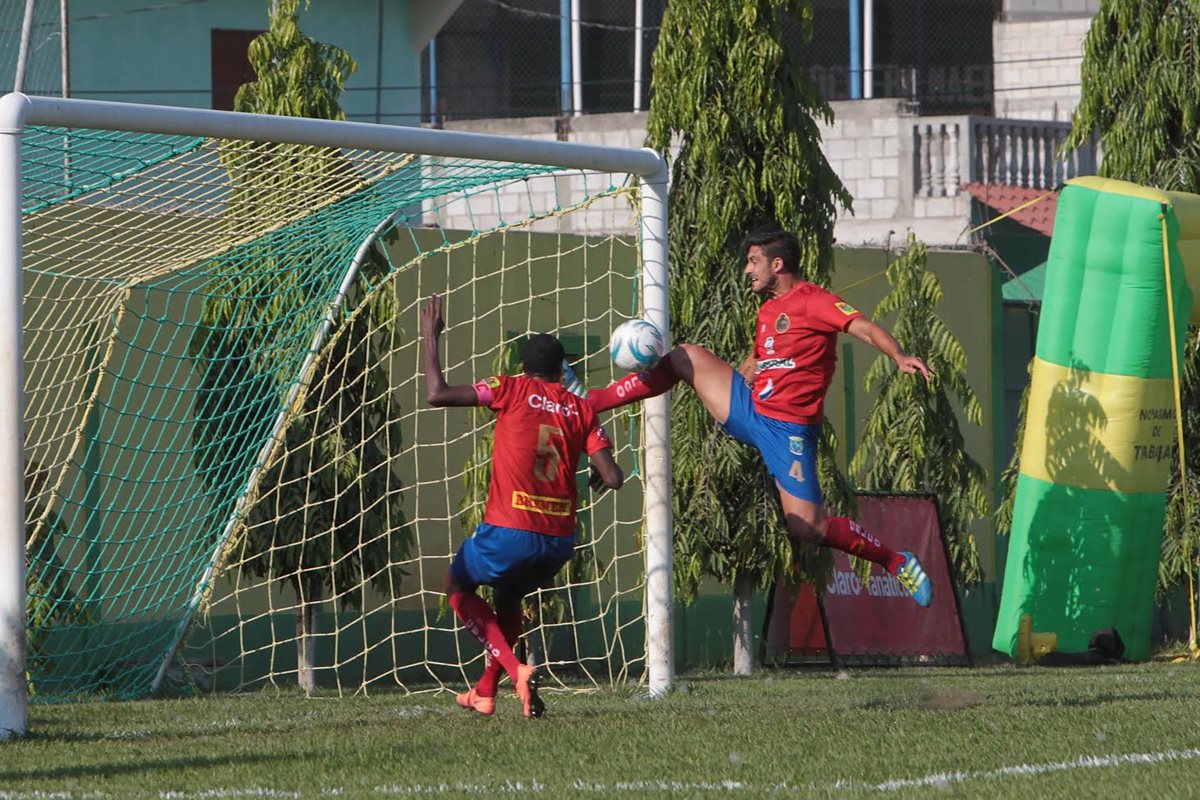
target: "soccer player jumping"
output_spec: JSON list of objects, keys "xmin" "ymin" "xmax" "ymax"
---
[
  {"xmin": 587, "ymin": 229, "xmax": 936, "ymax": 607},
  {"xmin": 422, "ymin": 294, "xmax": 624, "ymax": 719}
]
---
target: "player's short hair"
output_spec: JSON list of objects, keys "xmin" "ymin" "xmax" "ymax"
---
[
  {"xmin": 743, "ymin": 228, "xmax": 801, "ymax": 274},
  {"xmin": 521, "ymin": 333, "xmax": 565, "ymax": 378}
]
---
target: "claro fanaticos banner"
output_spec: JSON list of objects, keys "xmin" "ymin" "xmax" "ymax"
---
[{"xmin": 764, "ymin": 494, "xmax": 969, "ymax": 664}]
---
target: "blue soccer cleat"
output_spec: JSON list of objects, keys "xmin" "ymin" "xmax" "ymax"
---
[{"xmin": 895, "ymin": 551, "xmax": 933, "ymax": 608}]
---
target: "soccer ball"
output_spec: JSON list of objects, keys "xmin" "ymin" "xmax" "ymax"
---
[{"xmin": 609, "ymin": 319, "xmax": 666, "ymax": 373}]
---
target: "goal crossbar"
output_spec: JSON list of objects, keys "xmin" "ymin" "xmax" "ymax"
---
[{"xmin": 0, "ymin": 92, "xmax": 673, "ymax": 738}]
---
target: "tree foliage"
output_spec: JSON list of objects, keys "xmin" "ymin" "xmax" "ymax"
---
[
  {"xmin": 1062, "ymin": 0, "xmax": 1200, "ymax": 603},
  {"xmin": 191, "ymin": 0, "xmax": 410, "ymax": 687},
  {"xmin": 646, "ymin": 0, "xmax": 853, "ymax": 599},
  {"xmin": 994, "ymin": 366, "xmax": 1030, "ymax": 537},
  {"xmin": 235, "ymin": 0, "xmax": 356, "ymax": 122},
  {"xmin": 850, "ymin": 235, "xmax": 986, "ymax": 585}
]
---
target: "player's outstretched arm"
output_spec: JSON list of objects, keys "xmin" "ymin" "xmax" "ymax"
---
[
  {"xmin": 588, "ymin": 448, "xmax": 624, "ymax": 491},
  {"xmin": 846, "ymin": 317, "xmax": 933, "ymax": 383},
  {"xmin": 421, "ymin": 294, "xmax": 482, "ymax": 407}
]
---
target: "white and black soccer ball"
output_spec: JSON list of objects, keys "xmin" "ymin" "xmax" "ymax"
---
[{"xmin": 609, "ymin": 319, "xmax": 666, "ymax": 373}]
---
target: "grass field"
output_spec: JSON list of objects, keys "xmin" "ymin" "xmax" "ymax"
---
[{"xmin": 2, "ymin": 662, "xmax": 1199, "ymax": 798}]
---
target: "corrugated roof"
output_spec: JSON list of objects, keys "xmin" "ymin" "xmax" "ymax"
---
[{"xmin": 962, "ymin": 182, "xmax": 1058, "ymax": 237}]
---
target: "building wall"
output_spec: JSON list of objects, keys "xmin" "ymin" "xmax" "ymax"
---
[
  {"xmin": 992, "ymin": 14, "xmax": 1092, "ymax": 121},
  {"xmin": 0, "ymin": 0, "xmax": 63, "ymax": 95},
  {"xmin": 436, "ymin": 101, "xmax": 976, "ymax": 247},
  {"xmin": 66, "ymin": 0, "xmax": 422, "ymax": 124},
  {"xmin": 1001, "ymin": 0, "xmax": 1101, "ymax": 20}
]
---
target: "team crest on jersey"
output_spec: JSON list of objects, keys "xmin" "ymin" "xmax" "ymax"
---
[
  {"xmin": 484, "ymin": 376, "xmax": 501, "ymax": 388},
  {"xmin": 788, "ymin": 436, "xmax": 806, "ymax": 456},
  {"xmin": 774, "ymin": 313, "xmax": 790, "ymax": 333},
  {"xmin": 764, "ymin": 336, "xmax": 775, "ymax": 355},
  {"xmin": 835, "ymin": 302, "xmax": 858, "ymax": 316}
]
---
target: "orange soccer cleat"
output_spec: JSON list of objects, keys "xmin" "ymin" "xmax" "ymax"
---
[
  {"xmin": 513, "ymin": 664, "xmax": 545, "ymax": 719},
  {"xmin": 455, "ymin": 687, "xmax": 496, "ymax": 717}
]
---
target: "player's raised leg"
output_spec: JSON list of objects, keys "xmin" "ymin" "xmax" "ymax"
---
[
  {"xmin": 776, "ymin": 481, "xmax": 932, "ymax": 608},
  {"xmin": 588, "ymin": 344, "xmax": 736, "ymax": 424}
]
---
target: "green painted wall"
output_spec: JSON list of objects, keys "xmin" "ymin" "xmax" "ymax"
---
[
  {"xmin": 824, "ymin": 247, "xmax": 1001, "ymax": 579},
  {"xmin": 184, "ymin": 241, "xmax": 1012, "ymax": 681},
  {"xmin": 67, "ymin": 0, "xmax": 422, "ymax": 123}
]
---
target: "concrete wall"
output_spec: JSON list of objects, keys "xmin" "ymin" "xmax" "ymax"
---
[
  {"xmin": 993, "ymin": 15, "xmax": 1092, "ymax": 121},
  {"xmin": 437, "ymin": 101, "xmax": 973, "ymax": 247},
  {"xmin": 424, "ymin": 114, "xmax": 646, "ymax": 239},
  {"xmin": 1001, "ymin": 0, "xmax": 1101, "ymax": 20}
]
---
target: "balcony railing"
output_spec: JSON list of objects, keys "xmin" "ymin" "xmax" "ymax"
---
[{"xmin": 913, "ymin": 117, "xmax": 1101, "ymax": 197}]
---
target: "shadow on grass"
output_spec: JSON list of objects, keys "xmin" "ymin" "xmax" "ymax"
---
[
  {"xmin": 860, "ymin": 689, "xmax": 989, "ymax": 711},
  {"xmin": 1022, "ymin": 689, "xmax": 1192, "ymax": 709},
  {"xmin": 0, "ymin": 752, "xmax": 284, "ymax": 783}
]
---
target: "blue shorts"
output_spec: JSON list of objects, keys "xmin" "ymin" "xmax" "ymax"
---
[
  {"xmin": 721, "ymin": 378, "xmax": 822, "ymax": 504},
  {"xmin": 450, "ymin": 523, "xmax": 575, "ymax": 597}
]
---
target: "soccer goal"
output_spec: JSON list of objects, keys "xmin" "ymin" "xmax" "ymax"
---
[{"xmin": 0, "ymin": 93, "xmax": 673, "ymax": 736}]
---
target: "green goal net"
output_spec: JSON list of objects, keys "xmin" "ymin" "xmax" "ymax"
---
[{"xmin": 19, "ymin": 109, "xmax": 661, "ymax": 702}]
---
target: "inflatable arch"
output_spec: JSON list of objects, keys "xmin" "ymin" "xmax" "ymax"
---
[{"xmin": 994, "ymin": 176, "xmax": 1200, "ymax": 661}]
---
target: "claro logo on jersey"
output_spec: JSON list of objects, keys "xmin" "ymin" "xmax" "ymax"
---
[
  {"xmin": 756, "ymin": 357, "xmax": 795, "ymax": 371},
  {"xmin": 511, "ymin": 491, "xmax": 572, "ymax": 516},
  {"xmin": 528, "ymin": 394, "xmax": 577, "ymax": 417}
]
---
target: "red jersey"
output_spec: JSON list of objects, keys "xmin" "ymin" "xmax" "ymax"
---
[
  {"xmin": 751, "ymin": 282, "xmax": 863, "ymax": 424},
  {"xmin": 472, "ymin": 375, "xmax": 611, "ymax": 536}
]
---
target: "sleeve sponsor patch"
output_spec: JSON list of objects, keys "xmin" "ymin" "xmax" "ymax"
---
[
  {"xmin": 484, "ymin": 376, "xmax": 501, "ymax": 388},
  {"xmin": 835, "ymin": 301, "xmax": 858, "ymax": 316}
]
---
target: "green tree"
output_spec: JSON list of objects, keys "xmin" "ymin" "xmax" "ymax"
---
[
  {"xmin": 994, "ymin": 370, "xmax": 1029, "ymax": 537},
  {"xmin": 849, "ymin": 235, "xmax": 986, "ymax": 585},
  {"xmin": 646, "ymin": 0, "xmax": 854, "ymax": 673},
  {"xmin": 1061, "ymin": 0, "xmax": 1200, "ymax": 650},
  {"xmin": 191, "ymin": 0, "xmax": 410, "ymax": 694}
]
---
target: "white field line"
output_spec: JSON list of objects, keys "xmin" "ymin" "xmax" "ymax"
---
[
  {"xmin": 841, "ymin": 747, "xmax": 1200, "ymax": 792},
  {"xmin": 2, "ymin": 748, "xmax": 1199, "ymax": 799}
]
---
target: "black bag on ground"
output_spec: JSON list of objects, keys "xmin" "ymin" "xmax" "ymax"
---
[{"xmin": 1034, "ymin": 627, "xmax": 1129, "ymax": 666}]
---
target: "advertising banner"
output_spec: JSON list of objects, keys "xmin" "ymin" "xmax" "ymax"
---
[{"xmin": 764, "ymin": 494, "xmax": 969, "ymax": 665}]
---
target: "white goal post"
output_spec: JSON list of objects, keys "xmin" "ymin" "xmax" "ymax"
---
[{"xmin": 0, "ymin": 92, "xmax": 673, "ymax": 738}]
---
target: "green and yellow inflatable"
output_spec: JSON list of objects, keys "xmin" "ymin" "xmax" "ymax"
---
[{"xmin": 994, "ymin": 176, "xmax": 1200, "ymax": 661}]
